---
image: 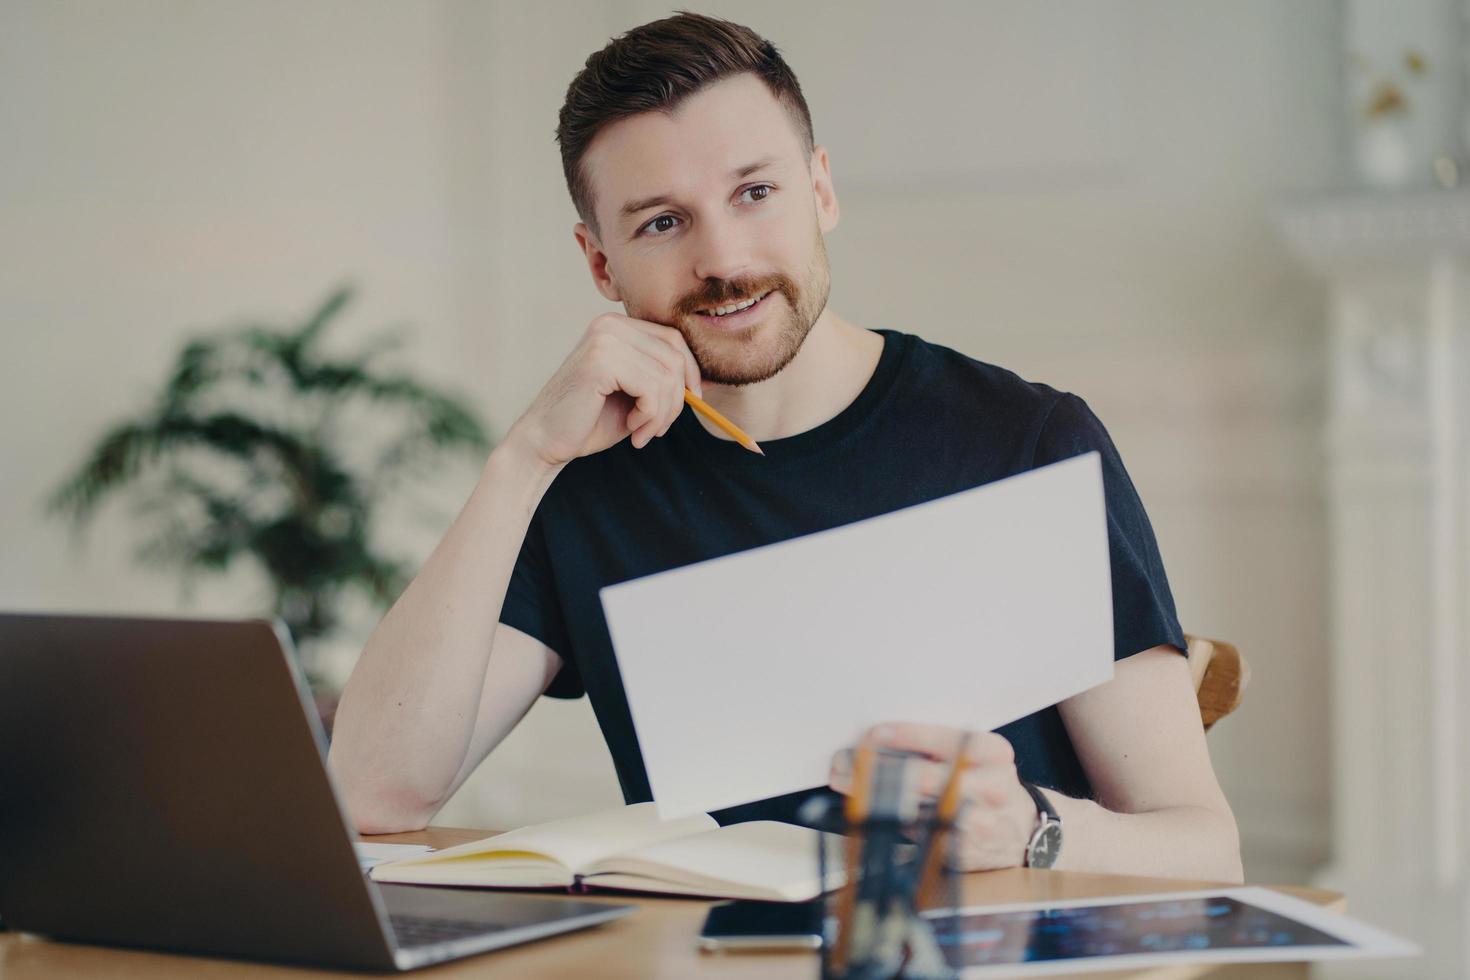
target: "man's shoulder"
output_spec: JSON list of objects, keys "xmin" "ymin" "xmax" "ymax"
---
[{"xmin": 886, "ymin": 329, "xmax": 1070, "ymax": 423}]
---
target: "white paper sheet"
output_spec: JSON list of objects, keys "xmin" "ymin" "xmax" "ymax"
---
[
  {"xmin": 599, "ymin": 452, "xmax": 1115, "ymax": 818},
  {"xmin": 355, "ymin": 842, "xmax": 433, "ymax": 871}
]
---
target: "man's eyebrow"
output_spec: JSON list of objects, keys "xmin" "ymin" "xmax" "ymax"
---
[
  {"xmin": 730, "ymin": 155, "xmax": 780, "ymax": 179},
  {"xmin": 617, "ymin": 157, "xmax": 782, "ymax": 221}
]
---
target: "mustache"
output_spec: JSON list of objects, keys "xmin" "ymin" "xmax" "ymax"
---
[{"xmin": 676, "ymin": 275, "xmax": 793, "ymax": 316}]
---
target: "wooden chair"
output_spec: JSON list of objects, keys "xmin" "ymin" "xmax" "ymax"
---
[{"xmin": 1184, "ymin": 634, "xmax": 1249, "ymax": 731}]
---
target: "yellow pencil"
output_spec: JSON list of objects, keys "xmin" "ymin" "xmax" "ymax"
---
[
  {"xmin": 831, "ymin": 735, "xmax": 875, "ymax": 972},
  {"xmin": 917, "ymin": 731, "xmax": 973, "ymax": 910},
  {"xmin": 683, "ymin": 389, "xmax": 764, "ymax": 456}
]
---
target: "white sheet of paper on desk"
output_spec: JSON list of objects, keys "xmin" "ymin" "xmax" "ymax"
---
[
  {"xmin": 599, "ymin": 451, "xmax": 1116, "ymax": 819},
  {"xmin": 355, "ymin": 842, "xmax": 433, "ymax": 871}
]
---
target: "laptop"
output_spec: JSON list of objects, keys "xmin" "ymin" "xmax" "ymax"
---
[{"xmin": 0, "ymin": 612, "xmax": 635, "ymax": 972}]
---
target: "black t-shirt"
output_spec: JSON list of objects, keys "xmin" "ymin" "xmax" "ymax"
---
[{"xmin": 499, "ymin": 328, "xmax": 1186, "ymax": 826}]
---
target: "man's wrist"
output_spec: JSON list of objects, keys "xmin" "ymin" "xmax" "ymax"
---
[
  {"xmin": 481, "ymin": 438, "xmax": 564, "ymax": 513},
  {"xmin": 1019, "ymin": 781, "xmax": 1063, "ymax": 869}
]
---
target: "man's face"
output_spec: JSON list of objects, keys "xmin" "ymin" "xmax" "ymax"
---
[{"xmin": 575, "ymin": 73, "xmax": 838, "ymax": 386}]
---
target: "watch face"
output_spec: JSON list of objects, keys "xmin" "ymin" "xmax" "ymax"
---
[{"xmin": 1028, "ymin": 823, "xmax": 1063, "ymax": 869}]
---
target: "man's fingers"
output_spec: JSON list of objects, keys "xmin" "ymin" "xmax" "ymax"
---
[
  {"xmin": 870, "ymin": 721, "xmax": 960, "ymax": 759},
  {"xmin": 673, "ymin": 334, "xmax": 702, "ymax": 395},
  {"xmin": 608, "ymin": 317, "xmax": 693, "ymax": 382},
  {"xmin": 631, "ymin": 318, "xmax": 703, "ymax": 397},
  {"xmin": 627, "ymin": 330, "xmax": 695, "ymax": 436},
  {"xmin": 590, "ymin": 317, "xmax": 694, "ymax": 443},
  {"xmin": 610, "ymin": 358, "xmax": 670, "ymax": 449},
  {"xmin": 910, "ymin": 760, "xmax": 1014, "ymax": 805},
  {"xmin": 831, "ymin": 752, "xmax": 1011, "ymax": 809},
  {"xmin": 633, "ymin": 419, "xmax": 659, "ymax": 448},
  {"xmin": 609, "ymin": 314, "xmax": 703, "ymax": 399},
  {"xmin": 657, "ymin": 374, "xmax": 684, "ymax": 437},
  {"xmin": 600, "ymin": 322, "xmax": 691, "ymax": 441},
  {"xmin": 633, "ymin": 363, "xmax": 676, "ymax": 446},
  {"xmin": 638, "ymin": 373, "xmax": 684, "ymax": 444},
  {"xmin": 628, "ymin": 403, "xmax": 655, "ymax": 440},
  {"xmin": 868, "ymin": 722, "xmax": 1014, "ymax": 766},
  {"xmin": 827, "ymin": 756, "xmax": 1016, "ymax": 813},
  {"xmin": 633, "ymin": 384, "xmax": 666, "ymax": 448}
]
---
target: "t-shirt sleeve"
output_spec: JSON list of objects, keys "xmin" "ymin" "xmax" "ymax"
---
[
  {"xmin": 1029, "ymin": 392, "xmax": 1188, "ymax": 662},
  {"xmin": 498, "ymin": 501, "xmax": 585, "ymax": 699}
]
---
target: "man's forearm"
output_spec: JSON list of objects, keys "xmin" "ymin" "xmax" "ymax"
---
[
  {"xmin": 328, "ymin": 440, "xmax": 560, "ymax": 830},
  {"xmin": 1043, "ymin": 789, "xmax": 1245, "ymax": 884}
]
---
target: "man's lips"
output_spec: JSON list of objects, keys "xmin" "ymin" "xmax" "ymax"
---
[{"xmin": 691, "ymin": 290, "xmax": 775, "ymax": 327}]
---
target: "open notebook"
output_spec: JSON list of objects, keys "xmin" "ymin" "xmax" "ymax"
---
[{"xmin": 368, "ymin": 802, "xmax": 842, "ymax": 901}]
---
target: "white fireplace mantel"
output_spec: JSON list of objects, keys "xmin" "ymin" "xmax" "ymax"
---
[{"xmin": 1278, "ymin": 189, "xmax": 1470, "ymax": 979}]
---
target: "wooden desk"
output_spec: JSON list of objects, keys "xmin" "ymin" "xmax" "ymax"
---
[{"xmin": 0, "ymin": 826, "xmax": 1344, "ymax": 979}]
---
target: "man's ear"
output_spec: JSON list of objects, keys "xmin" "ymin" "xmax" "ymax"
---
[
  {"xmin": 573, "ymin": 222, "xmax": 623, "ymax": 303},
  {"xmin": 810, "ymin": 145, "xmax": 839, "ymax": 234}
]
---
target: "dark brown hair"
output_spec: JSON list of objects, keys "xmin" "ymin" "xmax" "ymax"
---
[{"xmin": 556, "ymin": 11, "xmax": 815, "ymax": 240}]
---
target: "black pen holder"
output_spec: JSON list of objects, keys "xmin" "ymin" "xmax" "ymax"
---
[{"xmin": 800, "ymin": 751, "xmax": 962, "ymax": 980}]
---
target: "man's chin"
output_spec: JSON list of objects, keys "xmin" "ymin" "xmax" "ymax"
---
[
  {"xmin": 702, "ymin": 365, "xmax": 781, "ymax": 388},
  {"xmin": 693, "ymin": 330, "xmax": 807, "ymax": 387}
]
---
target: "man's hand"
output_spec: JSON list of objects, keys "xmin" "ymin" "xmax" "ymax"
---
[
  {"xmin": 829, "ymin": 722, "xmax": 1038, "ymax": 872},
  {"xmin": 503, "ymin": 313, "xmax": 703, "ymax": 469}
]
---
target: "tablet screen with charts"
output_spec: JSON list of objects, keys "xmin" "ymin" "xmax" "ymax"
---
[{"xmin": 921, "ymin": 887, "xmax": 1418, "ymax": 977}]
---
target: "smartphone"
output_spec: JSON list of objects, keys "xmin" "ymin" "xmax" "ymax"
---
[{"xmin": 697, "ymin": 899, "xmax": 823, "ymax": 953}]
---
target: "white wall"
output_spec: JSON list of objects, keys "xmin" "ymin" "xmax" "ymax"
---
[
  {"xmin": 0, "ymin": 0, "xmax": 1344, "ymax": 878},
  {"xmin": 1, "ymin": 0, "xmax": 461, "ymax": 612}
]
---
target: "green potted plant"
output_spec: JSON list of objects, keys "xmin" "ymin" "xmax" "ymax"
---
[{"xmin": 47, "ymin": 286, "xmax": 491, "ymax": 726}]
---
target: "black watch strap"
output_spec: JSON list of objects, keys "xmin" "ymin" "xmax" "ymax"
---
[
  {"xmin": 1021, "ymin": 781, "xmax": 1057, "ymax": 821},
  {"xmin": 1020, "ymin": 781, "xmax": 1063, "ymax": 869}
]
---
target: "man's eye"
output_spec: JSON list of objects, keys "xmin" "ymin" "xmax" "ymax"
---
[
  {"xmin": 640, "ymin": 214, "xmax": 681, "ymax": 236},
  {"xmin": 638, "ymin": 186, "xmax": 773, "ymax": 237}
]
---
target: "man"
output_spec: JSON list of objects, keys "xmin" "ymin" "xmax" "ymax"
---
[{"xmin": 329, "ymin": 12, "xmax": 1243, "ymax": 883}]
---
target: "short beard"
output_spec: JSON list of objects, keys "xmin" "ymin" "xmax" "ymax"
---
[{"xmin": 652, "ymin": 230, "xmax": 832, "ymax": 387}]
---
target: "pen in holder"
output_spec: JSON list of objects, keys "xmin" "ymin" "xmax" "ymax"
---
[{"xmin": 801, "ymin": 740, "xmax": 967, "ymax": 980}]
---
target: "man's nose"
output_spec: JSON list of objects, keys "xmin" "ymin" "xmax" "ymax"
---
[{"xmin": 690, "ymin": 211, "xmax": 754, "ymax": 284}]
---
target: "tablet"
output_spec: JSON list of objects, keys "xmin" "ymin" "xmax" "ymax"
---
[{"xmin": 922, "ymin": 887, "xmax": 1417, "ymax": 977}]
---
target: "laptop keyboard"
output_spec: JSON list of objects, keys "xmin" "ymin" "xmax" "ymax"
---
[{"xmin": 389, "ymin": 914, "xmax": 502, "ymax": 948}]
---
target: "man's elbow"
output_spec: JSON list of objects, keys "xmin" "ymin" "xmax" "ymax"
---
[
  {"xmin": 1211, "ymin": 806, "xmax": 1245, "ymax": 885},
  {"xmin": 1167, "ymin": 802, "xmax": 1244, "ymax": 884},
  {"xmin": 1217, "ymin": 846, "xmax": 1246, "ymax": 886},
  {"xmin": 339, "ymin": 782, "xmax": 442, "ymax": 835},
  {"xmin": 329, "ymin": 753, "xmax": 444, "ymax": 834}
]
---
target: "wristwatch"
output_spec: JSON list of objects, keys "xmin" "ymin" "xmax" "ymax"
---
[{"xmin": 1020, "ymin": 781, "xmax": 1063, "ymax": 869}]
